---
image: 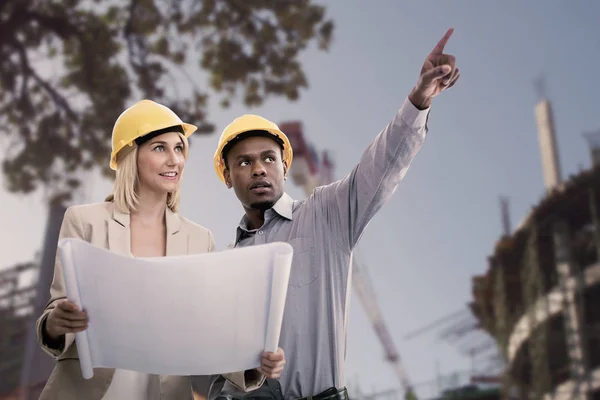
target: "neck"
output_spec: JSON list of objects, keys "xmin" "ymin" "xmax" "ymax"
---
[
  {"xmin": 244, "ymin": 208, "xmax": 266, "ymax": 230},
  {"xmin": 131, "ymin": 187, "xmax": 168, "ymax": 225},
  {"xmin": 243, "ymin": 192, "xmax": 286, "ymax": 230}
]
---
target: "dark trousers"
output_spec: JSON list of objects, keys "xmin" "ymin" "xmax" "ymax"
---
[
  {"xmin": 237, "ymin": 379, "xmax": 284, "ymax": 400},
  {"xmin": 232, "ymin": 379, "xmax": 349, "ymax": 400}
]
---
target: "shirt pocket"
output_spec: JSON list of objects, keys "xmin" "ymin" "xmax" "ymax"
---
[{"xmin": 287, "ymin": 237, "xmax": 319, "ymax": 290}]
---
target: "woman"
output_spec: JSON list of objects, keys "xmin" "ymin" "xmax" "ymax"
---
[{"xmin": 35, "ymin": 99, "xmax": 285, "ymax": 400}]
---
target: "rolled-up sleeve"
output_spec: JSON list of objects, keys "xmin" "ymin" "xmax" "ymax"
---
[
  {"xmin": 205, "ymin": 371, "xmax": 265, "ymax": 400},
  {"xmin": 223, "ymin": 370, "xmax": 265, "ymax": 392}
]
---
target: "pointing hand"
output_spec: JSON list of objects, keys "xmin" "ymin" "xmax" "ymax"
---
[{"xmin": 409, "ymin": 28, "xmax": 460, "ymax": 109}]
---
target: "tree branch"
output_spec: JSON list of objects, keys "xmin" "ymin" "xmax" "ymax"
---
[
  {"xmin": 11, "ymin": 38, "xmax": 78, "ymax": 120},
  {"xmin": 26, "ymin": 9, "xmax": 79, "ymax": 40},
  {"xmin": 123, "ymin": 0, "xmax": 139, "ymax": 37}
]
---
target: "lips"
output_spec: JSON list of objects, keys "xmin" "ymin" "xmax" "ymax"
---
[
  {"xmin": 160, "ymin": 171, "xmax": 178, "ymax": 178},
  {"xmin": 249, "ymin": 180, "xmax": 272, "ymax": 190}
]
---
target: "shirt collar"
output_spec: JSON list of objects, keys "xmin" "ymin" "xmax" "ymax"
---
[
  {"xmin": 271, "ymin": 192, "xmax": 294, "ymax": 220},
  {"xmin": 235, "ymin": 193, "xmax": 294, "ymax": 243}
]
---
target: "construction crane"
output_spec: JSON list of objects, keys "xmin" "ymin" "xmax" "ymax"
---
[
  {"xmin": 280, "ymin": 121, "xmax": 417, "ymax": 400},
  {"xmin": 352, "ymin": 256, "xmax": 416, "ymax": 399},
  {"xmin": 402, "ymin": 307, "xmax": 504, "ymax": 387}
]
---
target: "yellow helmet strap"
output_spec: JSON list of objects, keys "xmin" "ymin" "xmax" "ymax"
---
[{"xmin": 134, "ymin": 125, "xmax": 184, "ymax": 147}]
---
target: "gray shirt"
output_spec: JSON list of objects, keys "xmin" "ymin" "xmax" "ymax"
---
[{"xmin": 221, "ymin": 98, "xmax": 429, "ymax": 399}]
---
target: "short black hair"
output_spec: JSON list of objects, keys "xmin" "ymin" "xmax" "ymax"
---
[{"xmin": 222, "ymin": 130, "xmax": 284, "ymax": 169}]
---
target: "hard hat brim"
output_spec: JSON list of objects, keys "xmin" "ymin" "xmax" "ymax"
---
[
  {"xmin": 181, "ymin": 123, "xmax": 198, "ymax": 137},
  {"xmin": 213, "ymin": 128, "xmax": 293, "ymax": 183},
  {"xmin": 109, "ymin": 122, "xmax": 198, "ymax": 170}
]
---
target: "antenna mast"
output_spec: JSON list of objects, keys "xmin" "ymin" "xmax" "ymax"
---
[{"xmin": 499, "ymin": 196, "xmax": 511, "ymax": 237}]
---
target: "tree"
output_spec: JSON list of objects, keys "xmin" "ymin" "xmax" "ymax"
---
[{"xmin": 0, "ymin": 0, "xmax": 334, "ymax": 202}]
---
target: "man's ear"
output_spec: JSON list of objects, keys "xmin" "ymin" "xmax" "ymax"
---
[
  {"xmin": 223, "ymin": 169, "xmax": 232, "ymax": 189},
  {"xmin": 283, "ymin": 160, "xmax": 288, "ymax": 180}
]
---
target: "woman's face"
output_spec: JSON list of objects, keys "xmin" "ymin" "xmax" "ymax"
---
[{"xmin": 136, "ymin": 131, "xmax": 186, "ymax": 195}]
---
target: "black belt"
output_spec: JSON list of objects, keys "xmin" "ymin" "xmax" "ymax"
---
[{"xmin": 297, "ymin": 387, "xmax": 348, "ymax": 400}]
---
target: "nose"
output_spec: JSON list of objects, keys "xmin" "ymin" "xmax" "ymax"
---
[
  {"xmin": 166, "ymin": 149, "xmax": 182, "ymax": 167},
  {"xmin": 252, "ymin": 162, "xmax": 266, "ymax": 177}
]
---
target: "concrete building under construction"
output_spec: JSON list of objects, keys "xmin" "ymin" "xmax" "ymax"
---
[
  {"xmin": 0, "ymin": 262, "xmax": 37, "ymax": 398},
  {"xmin": 470, "ymin": 89, "xmax": 600, "ymax": 399},
  {"xmin": 0, "ymin": 203, "xmax": 67, "ymax": 400}
]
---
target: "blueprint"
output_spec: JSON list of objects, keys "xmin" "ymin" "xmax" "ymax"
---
[{"xmin": 57, "ymin": 238, "xmax": 293, "ymax": 379}]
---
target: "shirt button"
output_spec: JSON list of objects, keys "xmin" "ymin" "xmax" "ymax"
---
[{"xmin": 259, "ymin": 231, "xmax": 264, "ymax": 235}]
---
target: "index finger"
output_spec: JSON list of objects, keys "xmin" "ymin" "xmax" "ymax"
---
[
  {"xmin": 431, "ymin": 28, "xmax": 454, "ymax": 54},
  {"xmin": 263, "ymin": 352, "xmax": 284, "ymax": 361}
]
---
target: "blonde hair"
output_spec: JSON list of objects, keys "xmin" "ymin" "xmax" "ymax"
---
[{"xmin": 105, "ymin": 132, "xmax": 190, "ymax": 214}]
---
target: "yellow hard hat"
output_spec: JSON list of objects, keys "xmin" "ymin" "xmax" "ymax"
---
[
  {"xmin": 213, "ymin": 114, "xmax": 293, "ymax": 183},
  {"xmin": 109, "ymin": 99, "xmax": 197, "ymax": 170}
]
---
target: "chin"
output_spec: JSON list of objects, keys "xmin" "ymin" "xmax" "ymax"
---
[
  {"xmin": 248, "ymin": 193, "xmax": 280, "ymax": 210},
  {"xmin": 160, "ymin": 183, "xmax": 179, "ymax": 193},
  {"xmin": 249, "ymin": 201, "xmax": 276, "ymax": 211}
]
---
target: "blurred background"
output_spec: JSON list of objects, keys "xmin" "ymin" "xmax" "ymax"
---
[{"xmin": 1, "ymin": 1, "xmax": 600, "ymax": 399}]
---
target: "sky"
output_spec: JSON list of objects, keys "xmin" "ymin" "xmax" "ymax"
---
[{"xmin": 2, "ymin": 1, "xmax": 600, "ymax": 398}]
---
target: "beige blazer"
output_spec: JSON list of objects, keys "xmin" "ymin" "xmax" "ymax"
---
[{"xmin": 35, "ymin": 201, "xmax": 264, "ymax": 400}]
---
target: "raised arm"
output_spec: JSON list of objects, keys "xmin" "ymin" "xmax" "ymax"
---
[{"xmin": 315, "ymin": 28, "xmax": 460, "ymax": 251}]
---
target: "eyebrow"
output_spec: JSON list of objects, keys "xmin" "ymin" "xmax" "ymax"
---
[
  {"xmin": 149, "ymin": 140, "xmax": 183, "ymax": 146},
  {"xmin": 235, "ymin": 149, "xmax": 277, "ymax": 161}
]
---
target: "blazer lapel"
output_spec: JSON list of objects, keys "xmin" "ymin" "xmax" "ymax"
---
[
  {"xmin": 165, "ymin": 208, "xmax": 186, "ymax": 256},
  {"xmin": 108, "ymin": 204, "xmax": 131, "ymax": 257}
]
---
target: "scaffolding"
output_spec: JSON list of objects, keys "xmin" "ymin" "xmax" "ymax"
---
[
  {"xmin": 0, "ymin": 202, "xmax": 66, "ymax": 400},
  {"xmin": 471, "ymin": 164, "xmax": 600, "ymax": 400},
  {"xmin": 522, "ymin": 223, "xmax": 552, "ymax": 398},
  {"xmin": 0, "ymin": 262, "xmax": 37, "ymax": 397}
]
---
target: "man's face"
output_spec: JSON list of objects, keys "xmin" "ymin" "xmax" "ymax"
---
[{"xmin": 223, "ymin": 136, "xmax": 287, "ymax": 211}]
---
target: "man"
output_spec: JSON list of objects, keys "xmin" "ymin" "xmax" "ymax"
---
[{"xmin": 210, "ymin": 29, "xmax": 459, "ymax": 400}]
